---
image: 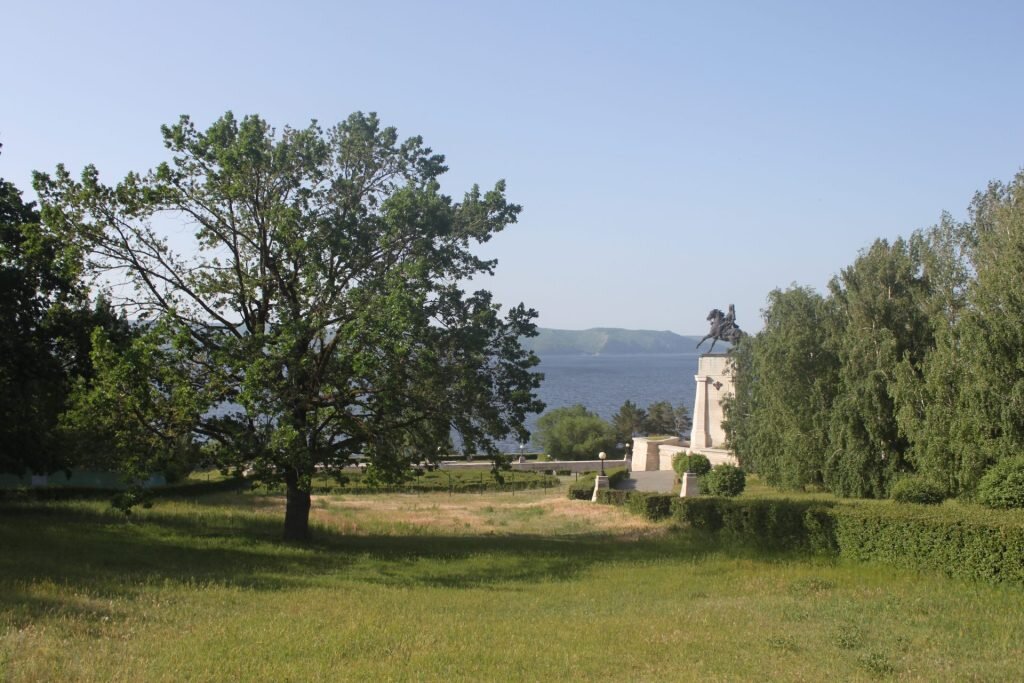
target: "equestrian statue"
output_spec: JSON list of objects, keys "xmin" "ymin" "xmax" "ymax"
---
[{"xmin": 696, "ymin": 304, "xmax": 743, "ymax": 353}]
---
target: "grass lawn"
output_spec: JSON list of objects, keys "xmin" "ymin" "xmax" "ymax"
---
[{"xmin": 2, "ymin": 487, "xmax": 1023, "ymax": 681}]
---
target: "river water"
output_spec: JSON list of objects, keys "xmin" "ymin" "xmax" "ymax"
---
[{"xmin": 505, "ymin": 352, "xmax": 701, "ymax": 452}]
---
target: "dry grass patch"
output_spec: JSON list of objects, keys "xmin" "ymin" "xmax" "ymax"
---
[{"xmin": 309, "ymin": 489, "xmax": 664, "ymax": 538}]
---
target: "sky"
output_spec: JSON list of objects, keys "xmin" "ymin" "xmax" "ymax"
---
[{"xmin": 3, "ymin": 0, "xmax": 1023, "ymax": 334}]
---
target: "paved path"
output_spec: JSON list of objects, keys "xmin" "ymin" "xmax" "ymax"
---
[{"xmin": 614, "ymin": 470, "xmax": 675, "ymax": 493}]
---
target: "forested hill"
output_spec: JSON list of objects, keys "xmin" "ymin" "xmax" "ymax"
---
[{"xmin": 521, "ymin": 328, "xmax": 707, "ymax": 355}]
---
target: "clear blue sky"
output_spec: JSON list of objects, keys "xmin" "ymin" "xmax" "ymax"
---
[{"xmin": 3, "ymin": 1, "xmax": 1022, "ymax": 333}]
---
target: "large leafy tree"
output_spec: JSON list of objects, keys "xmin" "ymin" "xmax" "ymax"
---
[
  {"xmin": 611, "ymin": 400, "xmax": 645, "ymax": 442},
  {"xmin": 724, "ymin": 286, "xmax": 838, "ymax": 489},
  {"xmin": 890, "ymin": 217, "xmax": 973, "ymax": 494},
  {"xmin": 945, "ymin": 173, "xmax": 1024, "ymax": 490},
  {"xmin": 37, "ymin": 112, "xmax": 543, "ymax": 540},
  {"xmin": 825, "ymin": 238, "xmax": 935, "ymax": 497},
  {"xmin": 0, "ymin": 161, "xmax": 68, "ymax": 475},
  {"xmin": 0, "ymin": 145, "xmax": 126, "ymax": 476},
  {"xmin": 642, "ymin": 400, "xmax": 690, "ymax": 437},
  {"xmin": 536, "ymin": 404, "xmax": 616, "ymax": 460}
]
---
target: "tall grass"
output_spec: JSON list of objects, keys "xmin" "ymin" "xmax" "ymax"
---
[{"xmin": 2, "ymin": 491, "xmax": 1022, "ymax": 681}]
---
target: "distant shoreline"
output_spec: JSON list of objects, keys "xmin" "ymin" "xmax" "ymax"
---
[{"xmin": 522, "ymin": 327, "xmax": 727, "ymax": 356}]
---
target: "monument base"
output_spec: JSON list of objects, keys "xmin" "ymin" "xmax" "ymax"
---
[
  {"xmin": 591, "ymin": 475, "xmax": 609, "ymax": 501},
  {"xmin": 691, "ymin": 353, "xmax": 733, "ymax": 450},
  {"xmin": 680, "ymin": 472, "xmax": 700, "ymax": 497}
]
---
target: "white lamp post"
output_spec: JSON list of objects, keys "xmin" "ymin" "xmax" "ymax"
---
[{"xmin": 599, "ymin": 451, "xmax": 607, "ymax": 476}]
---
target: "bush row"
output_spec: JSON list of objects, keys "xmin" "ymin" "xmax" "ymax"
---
[
  {"xmin": 567, "ymin": 468, "xmax": 628, "ymax": 500},
  {"xmin": 269, "ymin": 470, "xmax": 561, "ymax": 495},
  {"xmin": 0, "ymin": 476, "xmax": 250, "ymax": 502},
  {"xmin": 830, "ymin": 503, "xmax": 1024, "ymax": 583},
  {"xmin": 596, "ymin": 492, "xmax": 1024, "ymax": 584}
]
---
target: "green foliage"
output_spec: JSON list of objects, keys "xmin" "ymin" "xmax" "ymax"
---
[
  {"xmin": 594, "ymin": 489, "xmax": 629, "ymax": 505},
  {"xmin": 593, "ymin": 490, "xmax": 673, "ymax": 520},
  {"xmin": 672, "ymin": 452, "xmax": 711, "ymax": 476},
  {"xmin": 703, "ymin": 464, "xmax": 746, "ymax": 497},
  {"xmin": 598, "ymin": 493, "xmax": 1024, "ymax": 584},
  {"xmin": 626, "ymin": 493, "xmax": 674, "ymax": 520},
  {"xmin": 724, "ymin": 287, "xmax": 838, "ymax": 490},
  {"xmin": 725, "ymin": 172, "xmax": 1024, "ymax": 500},
  {"xmin": 977, "ymin": 457, "xmax": 1024, "ymax": 509},
  {"xmin": 890, "ymin": 219, "xmax": 974, "ymax": 495},
  {"xmin": 825, "ymin": 238, "xmax": 932, "ymax": 497},
  {"xmin": 672, "ymin": 498, "xmax": 833, "ymax": 552},
  {"xmin": 537, "ymin": 404, "xmax": 616, "ymax": 460},
  {"xmin": 6, "ymin": 494, "xmax": 1024, "ymax": 680},
  {"xmin": 0, "ymin": 475, "xmax": 248, "ymax": 502},
  {"xmin": 643, "ymin": 401, "xmax": 682, "ymax": 436},
  {"xmin": 613, "ymin": 400, "xmax": 690, "ymax": 442},
  {"xmin": 0, "ymin": 168, "xmax": 76, "ymax": 473},
  {"xmin": 264, "ymin": 468, "xmax": 559, "ymax": 494},
  {"xmin": 37, "ymin": 112, "xmax": 544, "ymax": 539},
  {"xmin": 61, "ymin": 320, "xmax": 204, "ymax": 485},
  {"xmin": 611, "ymin": 400, "xmax": 645, "ymax": 442},
  {"xmin": 890, "ymin": 476, "xmax": 946, "ymax": 505},
  {"xmin": 0, "ymin": 154, "xmax": 133, "ymax": 479},
  {"xmin": 566, "ymin": 467, "xmax": 627, "ymax": 500},
  {"xmin": 942, "ymin": 176, "xmax": 1024, "ymax": 492},
  {"xmin": 831, "ymin": 503, "xmax": 1024, "ymax": 584}
]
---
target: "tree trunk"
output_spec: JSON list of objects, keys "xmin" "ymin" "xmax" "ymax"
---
[{"xmin": 283, "ymin": 474, "xmax": 311, "ymax": 542}]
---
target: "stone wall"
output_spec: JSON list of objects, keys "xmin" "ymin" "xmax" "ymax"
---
[
  {"xmin": 630, "ymin": 436, "xmax": 681, "ymax": 472},
  {"xmin": 654, "ymin": 444, "xmax": 738, "ymax": 472},
  {"xmin": 440, "ymin": 458, "xmax": 630, "ymax": 474}
]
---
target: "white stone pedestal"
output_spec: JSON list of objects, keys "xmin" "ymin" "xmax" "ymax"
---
[
  {"xmin": 631, "ymin": 436, "xmax": 681, "ymax": 472},
  {"xmin": 591, "ymin": 475, "xmax": 609, "ymax": 501},
  {"xmin": 690, "ymin": 354, "xmax": 734, "ymax": 451},
  {"xmin": 680, "ymin": 472, "xmax": 700, "ymax": 497}
]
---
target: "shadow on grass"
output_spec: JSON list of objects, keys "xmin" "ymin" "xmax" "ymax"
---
[{"xmin": 0, "ymin": 499, "xmax": 818, "ymax": 619}]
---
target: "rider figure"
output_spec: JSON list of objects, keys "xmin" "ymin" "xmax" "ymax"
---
[{"xmin": 721, "ymin": 304, "xmax": 736, "ymax": 336}]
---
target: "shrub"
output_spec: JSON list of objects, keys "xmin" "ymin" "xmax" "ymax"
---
[
  {"xmin": 671, "ymin": 453, "xmax": 711, "ymax": 477},
  {"xmin": 978, "ymin": 457, "xmax": 1024, "ymax": 509},
  {"xmin": 703, "ymin": 464, "xmax": 746, "ymax": 496},
  {"xmin": 595, "ymin": 489, "xmax": 630, "ymax": 505},
  {"xmin": 890, "ymin": 476, "xmax": 945, "ymax": 505},
  {"xmin": 626, "ymin": 493, "xmax": 674, "ymax": 520},
  {"xmin": 566, "ymin": 468, "xmax": 627, "ymax": 500},
  {"xmin": 536, "ymin": 405, "xmax": 617, "ymax": 460},
  {"xmin": 594, "ymin": 490, "xmax": 673, "ymax": 520},
  {"xmin": 567, "ymin": 474, "xmax": 596, "ymax": 500}
]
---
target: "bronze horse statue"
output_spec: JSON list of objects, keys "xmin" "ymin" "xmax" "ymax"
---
[{"xmin": 696, "ymin": 304, "xmax": 742, "ymax": 353}]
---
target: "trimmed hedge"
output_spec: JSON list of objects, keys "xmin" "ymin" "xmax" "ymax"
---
[
  {"xmin": 593, "ymin": 490, "xmax": 674, "ymax": 520},
  {"xmin": 831, "ymin": 503, "xmax": 1024, "ymax": 584},
  {"xmin": 596, "ymin": 493, "xmax": 1024, "ymax": 584},
  {"xmin": 628, "ymin": 493, "xmax": 674, "ymax": 520},
  {"xmin": 672, "ymin": 497, "xmax": 832, "ymax": 551},
  {"xmin": 567, "ymin": 468, "xmax": 628, "ymax": 500}
]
